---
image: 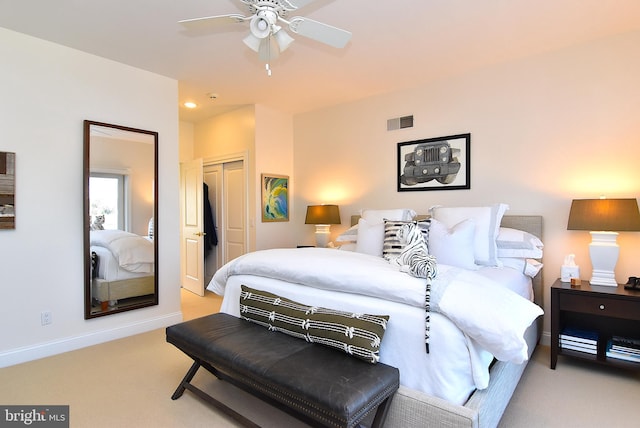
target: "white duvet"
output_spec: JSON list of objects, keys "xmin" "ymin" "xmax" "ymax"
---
[
  {"xmin": 90, "ymin": 230, "xmax": 154, "ymax": 273},
  {"xmin": 209, "ymin": 247, "xmax": 542, "ymax": 405}
]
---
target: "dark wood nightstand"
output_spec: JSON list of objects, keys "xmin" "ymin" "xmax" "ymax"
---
[{"xmin": 551, "ymin": 278, "xmax": 640, "ymax": 369}]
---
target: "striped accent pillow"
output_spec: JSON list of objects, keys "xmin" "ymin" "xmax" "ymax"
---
[
  {"xmin": 240, "ymin": 285, "xmax": 389, "ymax": 363},
  {"xmin": 382, "ymin": 219, "xmax": 431, "ymax": 261}
]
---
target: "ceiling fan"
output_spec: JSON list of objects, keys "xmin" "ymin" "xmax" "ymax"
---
[{"xmin": 179, "ymin": 0, "xmax": 352, "ymax": 69}]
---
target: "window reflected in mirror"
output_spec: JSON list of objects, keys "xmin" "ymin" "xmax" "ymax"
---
[{"xmin": 90, "ymin": 174, "xmax": 125, "ymax": 230}]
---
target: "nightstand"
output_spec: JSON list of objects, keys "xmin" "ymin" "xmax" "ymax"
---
[{"xmin": 550, "ymin": 278, "xmax": 640, "ymax": 370}]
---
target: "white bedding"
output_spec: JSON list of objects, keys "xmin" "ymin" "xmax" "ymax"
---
[
  {"xmin": 209, "ymin": 248, "xmax": 542, "ymax": 405},
  {"xmin": 90, "ymin": 230, "xmax": 154, "ymax": 275},
  {"xmin": 91, "ymin": 246, "xmax": 153, "ymax": 282}
]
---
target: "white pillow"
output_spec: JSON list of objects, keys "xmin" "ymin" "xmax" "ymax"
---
[
  {"xmin": 430, "ymin": 204, "xmax": 509, "ymax": 266},
  {"xmin": 335, "ymin": 224, "xmax": 358, "ymax": 243},
  {"xmin": 355, "ymin": 218, "xmax": 385, "ymax": 257},
  {"xmin": 337, "ymin": 243, "xmax": 357, "ymax": 251},
  {"xmin": 361, "ymin": 208, "xmax": 416, "ymax": 224},
  {"xmin": 500, "ymin": 257, "xmax": 544, "ymax": 278},
  {"xmin": 428, "ymin": 218, "xmax": 477, "ymax": 270},
  {"xmin": 355, "ymin": 209, "xmax": 416, "ymax": 256},
  {"xmin": 496, "ymin": 227, "xmax": 544, "ymax": 259}
]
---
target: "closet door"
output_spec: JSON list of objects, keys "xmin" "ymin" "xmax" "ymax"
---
[
  {"xmin": 203, "ymin": 164, "xmax": 221, "ymax": 286},
  {"xmin": 222, "ymin": 160, "xmax": 246, "ymax": 263}
]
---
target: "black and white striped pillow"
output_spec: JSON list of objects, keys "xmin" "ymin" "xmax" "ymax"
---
[
  {"xmin": 382, "ymin": 219, "xmax": 431, "ymax": 261},
  {"xmin": 240, "ymin": 285, "xmax": 389, "ymax": 363}
]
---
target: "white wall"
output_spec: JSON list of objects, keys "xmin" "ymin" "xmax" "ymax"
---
[
  {"xmin": 254, "ymin": 104, "xmax": 295, "ymax": 249},
  {"xmin": 292, "ymin": 30, "xmax": 640, "ymax": 339},
  {"xmin": 178, "ymin": 121, "xmax": 194, "ymax": 163},
  {"xmin": 0, "ymin": 28, "xmax": 181, "ymax": 367}
]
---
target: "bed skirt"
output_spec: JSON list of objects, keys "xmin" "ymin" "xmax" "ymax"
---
[{"xmin": 92, "ymin": 275, "xmax": 155, "ymax": 302}]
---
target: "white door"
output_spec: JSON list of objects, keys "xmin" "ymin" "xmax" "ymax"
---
[
  {"xmin": 203, "ymin": 164, "xmax": 222, "ymax": 286},
  {"xmin": 223, "ymin": 161, "xmax": 246, "ymax": 263},
  {"xmin": 180, "ymin": 158, "xmax": 205, "ymax": 296}
]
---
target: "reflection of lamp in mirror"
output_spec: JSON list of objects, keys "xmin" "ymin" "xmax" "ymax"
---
[
  {"xmin": 567, "ymin": 198, "xmax": 640, "ymax": 286},
  {"xmin": 305, "ymin": 205, "xmax": 341, "ymax": 247}
]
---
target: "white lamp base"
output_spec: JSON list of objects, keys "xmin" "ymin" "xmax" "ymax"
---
[
  {"xmin": 588, "ymin": 231, "xmax": 619, "ymax": 287},
  {"xmin": 314, "ymin": 224, "xmax": 331, "ymax": 248}
]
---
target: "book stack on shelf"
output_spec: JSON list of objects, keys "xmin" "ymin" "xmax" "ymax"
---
[
  {"xmin": 606, "ymin": 336, "xmax": 640, "ymax": 363},
  {"xmin": 560, "ymin": 327, "xmax": 598, "ymax": 355}
]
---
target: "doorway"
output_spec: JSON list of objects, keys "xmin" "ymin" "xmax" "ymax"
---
[
  {"xmin": 180, "ymin": 157, "xmax": 247, "ymax": 297},
  {"xmin": 203, "ymin": 160, "xmax": 246, "ymax": 286}
]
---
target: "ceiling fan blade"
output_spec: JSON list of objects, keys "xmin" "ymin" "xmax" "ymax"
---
[
  {"xmin": 285, "ymin": 0, "xmax": 318, "ymax": 10},
  {"xmin": 178, "ymin": 14, "xmax": 248, "ymax": 30},
  {"xmin": 288, "ymin": 17, "xmax": 351, "ymax": 49}
]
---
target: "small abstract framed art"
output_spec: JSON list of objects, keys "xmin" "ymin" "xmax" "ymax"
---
[
  {"xmin": 261, "ymin": 173, "xmax": 289, "ymax": 222},
  {"xmin": 0, "ymin": 151, "xmax": 16, "ymax": 229}
]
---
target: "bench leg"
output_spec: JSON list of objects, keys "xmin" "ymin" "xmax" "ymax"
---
[
  {"xmin": 171, "ymin": 360, "xmax": 201, "ymax": 400},
  {"xmin": 369, "ymin": 396, "xmax": 393, "ymax": 428},
  {"xmin": 171, "ymin": 359, "xmax": 261, "ymax": 428}
]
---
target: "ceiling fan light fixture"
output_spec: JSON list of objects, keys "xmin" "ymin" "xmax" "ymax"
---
[
  {"xmin": 249, "ymin": 16, "xmax": 270, "ymax": 38},
  {"xmin": 243, "ymin": 33, "xmax": 263, "ymax": 52},
  {"xmin": 274, "ymin": 27, "xmax": 294, "ymax": 52},
  {"xmin": 180, "ymin": 1, "xmax": 351, "ymax": 71},
  {"xmin": 258, "ymin": 37, "xmax": 278, "ymax": 62},
  {"xmin": 249, "ymin": 10, "xmax": 277, "ymax": 39}
]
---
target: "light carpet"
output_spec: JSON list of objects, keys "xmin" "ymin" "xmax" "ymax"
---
[{"xmin": 1, "ymin": 289, "xmax": 638, "ymax": 427}]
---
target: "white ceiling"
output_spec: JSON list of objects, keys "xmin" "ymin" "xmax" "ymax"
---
[{"xmin": 1, "ymin": 0, "xmax": 639, "ymax": 123}]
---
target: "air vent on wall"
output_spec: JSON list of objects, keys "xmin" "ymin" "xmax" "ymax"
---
[{"xmin": 387, "ymin": 115, "xmax": 414, "ymax": 131}]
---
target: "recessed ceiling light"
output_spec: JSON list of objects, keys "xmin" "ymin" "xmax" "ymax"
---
[{"xmin": 184, "ymin": 102, "xmax": 197, "ymax": 109}]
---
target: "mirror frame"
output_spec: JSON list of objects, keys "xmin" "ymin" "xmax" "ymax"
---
[{"xmin": 83, "ymin": 120, "xmax": 159, "ymax": 319}]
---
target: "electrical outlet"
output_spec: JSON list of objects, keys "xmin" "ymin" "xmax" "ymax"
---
[{"xmin": 41, "ymin": 311, "xmax": 52, "ymax": 326}]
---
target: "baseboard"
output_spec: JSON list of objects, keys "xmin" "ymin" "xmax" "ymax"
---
[
  {"xmin": 540, "ymin": 330, "xmax": 551, "ymax": 347},
  {"xmin": 0, "ymin": 311, "xmax": 183, "ymax": 368}
]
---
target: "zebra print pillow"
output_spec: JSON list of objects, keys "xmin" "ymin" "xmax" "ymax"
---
[
  {"xmin": 382, "ymin": 219, "xmax": 431, "ymax": 261},
  {"xmin": 240, "ymin": 285, "xmax": 389, "ymax": 363}
]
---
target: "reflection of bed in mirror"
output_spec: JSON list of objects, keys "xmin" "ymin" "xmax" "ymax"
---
[{"xmin": 90, "ymin": 229, "xmax": 155, "ymax": 312}]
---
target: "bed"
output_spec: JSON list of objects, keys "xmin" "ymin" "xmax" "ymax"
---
[
  {"xmin": 90, "ymin": 229, "xmax": 155, "ymax": 309},
  {"xmin": 208, "ymin": 207, "xmax": 544, "ymax": 428}
]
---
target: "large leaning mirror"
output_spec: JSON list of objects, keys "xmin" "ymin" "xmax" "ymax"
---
[{"xmin": 83, "ymin": 120, "xmax": 158, "ymax": 319}]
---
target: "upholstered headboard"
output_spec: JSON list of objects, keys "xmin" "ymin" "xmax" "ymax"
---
[
  {"xmin": 350, "ymin": 214, "xmax": 543, "ymax": 239},
  {"xmin": 349, "ymin": 214, "xmax": 544, "ymax": 311}
]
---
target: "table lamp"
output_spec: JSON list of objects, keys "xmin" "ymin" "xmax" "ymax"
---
[
  {"xmin": 305, "ymin": 204, "xmax": 341, "ymax": 247},
  {"xmin": 567, "ymin": 198, "xmax": 640, "ymax": 286}
]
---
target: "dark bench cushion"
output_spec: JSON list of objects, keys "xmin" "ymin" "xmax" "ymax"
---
[{"xmin": 167, "ymin": 313, "xmax": 399, "ymax": 428}]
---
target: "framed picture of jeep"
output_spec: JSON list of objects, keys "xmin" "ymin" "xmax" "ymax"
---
[{"xmin": 397, "ymin": 133, "xmax": 470, "ymax": 192}]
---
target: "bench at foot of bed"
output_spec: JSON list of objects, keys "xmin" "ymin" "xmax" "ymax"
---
[{"xmin": 166, "ymin": 313, "xmax": 400, "ymax": 428}]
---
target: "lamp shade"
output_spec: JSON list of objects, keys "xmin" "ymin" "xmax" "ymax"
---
[
  {"xmin": 305, "ymin": 205, "xmax": 341, "ymax": 225},
  {"xmin": 567, "ymin": 198, "xmax": 640, "ymax": 231}
]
